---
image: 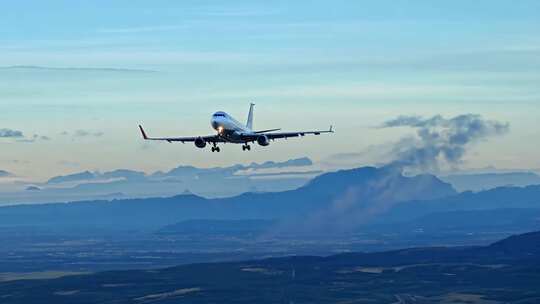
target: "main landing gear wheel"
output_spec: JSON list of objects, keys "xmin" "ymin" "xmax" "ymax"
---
[{"xmin": 242, "ymin": 144, "xmax": 251, "ymax": 151}]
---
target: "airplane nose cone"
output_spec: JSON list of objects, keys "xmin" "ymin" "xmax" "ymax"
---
[{"xmin": 211, "ymin": 120, "xmax": 219, "ymax": 130}]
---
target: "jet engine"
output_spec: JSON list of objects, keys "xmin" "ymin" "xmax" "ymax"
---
[
  {"xmin": 257, "ymin": 135, "xmax": 270, "ymax": 146},
  {"xmin": 194, "ymin": 137, "xmax": 206, "ymax": 148}
]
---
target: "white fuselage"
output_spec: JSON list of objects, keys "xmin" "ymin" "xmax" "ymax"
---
[{"xmin": 210, "ymin": 111, "xmax": 252, "ymax": 143}]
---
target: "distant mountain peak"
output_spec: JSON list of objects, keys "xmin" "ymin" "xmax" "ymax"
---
[
  {"xmin": 304, "ymin": 166, "xmax": 456, "ymax": 202},
  {"xmin": 0, "ymin": 170, "xmax": 13, "ymax": 178},
  {"xmin": 47, "ymin": 170, "xmax": 96, "ymax": 184}
]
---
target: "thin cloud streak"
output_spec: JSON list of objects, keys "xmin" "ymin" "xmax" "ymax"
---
[
  {"xmin": 97, "ymin": 25, "xmax": 189, "ymax": 34},
  {"xmin": 72, "ymin": 130, "xmax": 104, "ymax": 138}
]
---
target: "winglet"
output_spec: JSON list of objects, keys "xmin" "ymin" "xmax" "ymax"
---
[{"xmin": 139, "ymin": 125, "xmax": 148, "ymax": 140}]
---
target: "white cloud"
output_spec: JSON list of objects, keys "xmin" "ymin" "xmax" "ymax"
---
[{"xmin": 0, "ymin": 128, "xmax": 24, "ymax": 138}]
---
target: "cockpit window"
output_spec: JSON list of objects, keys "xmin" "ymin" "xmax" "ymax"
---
[{"xmin": 213, "ymin": 113, "xmax": 226, "ymax": 117}]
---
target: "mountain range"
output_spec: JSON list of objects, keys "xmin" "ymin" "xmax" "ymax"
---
[
  {"xmin": 1, "ymin": 165, "xmax": 539, "ymax": 236},
  {"xmin": 0, "ymin": 166, "xmax": 456, "ymax": 231},
  {"xmin": 3, "ymin": 158, "xmax": 539, "ymax": 206},
  {"xmin": 441, "ymin": 171, "xmax": 540, "ymax": 192},
  {"xmin": 0, "ymin": 157, "xmax": 317, "ymax": 204}
]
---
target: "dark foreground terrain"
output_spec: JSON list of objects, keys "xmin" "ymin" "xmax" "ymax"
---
[{"xmin": 1, "ymin": 231, "xmax": 539, "ymax": 304}]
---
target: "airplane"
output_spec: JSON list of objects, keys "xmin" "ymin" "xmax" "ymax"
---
[{"xmin": 138, "ymin": 103, "xmax": 333, "ymax": 152}]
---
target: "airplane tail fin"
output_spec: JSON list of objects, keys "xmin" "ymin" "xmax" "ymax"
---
[
  {"xmin": 246, "ymin": 103, "xmax": 255, "ymax": 130},
  {"xmin": 139, "ymin": 125, "xmax": 148, "ymax": 140}
]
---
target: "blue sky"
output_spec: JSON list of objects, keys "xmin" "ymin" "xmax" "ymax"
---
[{"xmin": 0, "ymin": 1, "xmax": 539, "ymax": 179}]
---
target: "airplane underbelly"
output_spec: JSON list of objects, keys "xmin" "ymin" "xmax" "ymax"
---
[
  {"xmin": 222, "ymin": 131, "xmax": 244, "ymax": 143},
  {"xmin": 212, "ymin": 118, "xmax": 248, "ymax": 143}
]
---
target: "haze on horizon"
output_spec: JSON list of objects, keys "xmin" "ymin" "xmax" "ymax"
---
[{"xmin": 1, "ymin": 0, "xmax": 539, "ymax": 180}]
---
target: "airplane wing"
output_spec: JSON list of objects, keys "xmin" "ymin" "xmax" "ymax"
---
[
  {"xmin": 242, "ymin": 126, "xmax": 334, "ymax": 141},
  {"xmin": 253, "ymin": 128, "xmax": 281, "ymax": 134},
  {"xmin": 138, "ymin": 125, "xmax": 224, "ymax": 143}
]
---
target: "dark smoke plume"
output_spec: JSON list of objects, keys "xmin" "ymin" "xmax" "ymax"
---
[{"xmin": 380, "ymin": 114, "xmax": 509, "ymax": 171}]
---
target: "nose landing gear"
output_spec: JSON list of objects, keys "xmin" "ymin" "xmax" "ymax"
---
[{"xmin": 242, "ymin": 144, "xmax": 251, "ymax": 151}]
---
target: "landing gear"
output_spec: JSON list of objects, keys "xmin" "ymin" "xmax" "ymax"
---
[
  {"xmin": 211, "ymin": 143, "xmax": 221, "ymax": 152},
  {"xmin": 242, "ymin": 144, "xmax": 251, "ymax": 151}
]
